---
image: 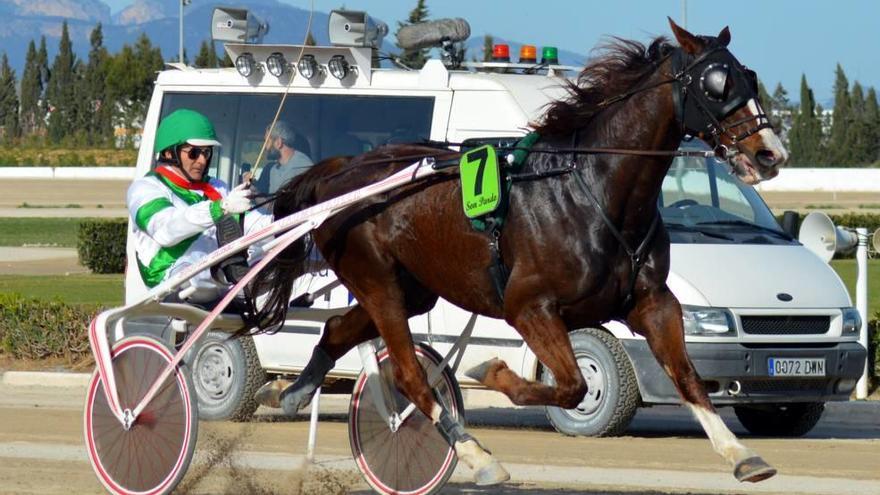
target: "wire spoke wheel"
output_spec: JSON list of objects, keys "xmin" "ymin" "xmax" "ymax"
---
[
  {"xmin": 84, "ymin": 336, "xmax": 198, "ymax": 495},
  {"xmin": 349, "ymin": 343, "xmax": 464, "ymax": 495}
]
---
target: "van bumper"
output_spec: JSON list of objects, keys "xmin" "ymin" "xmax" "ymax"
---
[{"xmin": 619, "ymin": 340, "xmax": 867, "ymax": 405}]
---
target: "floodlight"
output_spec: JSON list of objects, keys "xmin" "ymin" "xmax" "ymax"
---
[
  {"xmin": 266, "ymin": 52, "xmax": 289, "ymax": 77},
  {"xmin": 328, "ymin": 55, "xmax": 351, "ymax": 80},
  {"xmin": 297, "ymin": 54, "xmax": 322, "ymax": 80},
  {"xmin": 235, "ymin": 52, "xmax": 257, "ymax": 77}
]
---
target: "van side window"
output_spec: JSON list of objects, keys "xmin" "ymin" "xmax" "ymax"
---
[{"xmin": 158, "ymin": 93, "xmax": 434, "ymax": 186}]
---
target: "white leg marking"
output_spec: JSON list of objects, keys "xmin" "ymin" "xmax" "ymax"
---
[
  {"xmin": 687, "ymin": 403, "xmax": 755, "ymax": 466},
  {"xmin": 454, "ymin": 439, "xmax": 494, "ymax": 470},
  {"xmin": 430, "ymin": 403, "xmax": 443, "ymax": 423}
]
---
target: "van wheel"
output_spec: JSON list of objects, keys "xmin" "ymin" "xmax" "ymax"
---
[
  {"xmin": 734, "ymin": 402, "xmax": 825, "ymax": 437},
  {"xmin": 541, "ymin": 328, "xmax": 640, "ymax": 437},
  {"xmin": 191, "ymin": 331, "xmax": 266, "ymax": 421}
]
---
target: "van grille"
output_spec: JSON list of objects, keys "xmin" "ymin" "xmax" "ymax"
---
[
  {"xmin": 740, "ymin": 315, "xmax": 830, "ymax": 335},
  {"xmin": 740, "ymin": 378, "xmax": 829, "ymax": 394}
]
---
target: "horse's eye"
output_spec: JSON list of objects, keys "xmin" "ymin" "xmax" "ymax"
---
[{"xmin": 700, "ymin": 63, "xmax": 729, "ymax": 101}]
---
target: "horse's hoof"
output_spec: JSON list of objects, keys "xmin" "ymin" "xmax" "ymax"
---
[
  {"xmin": 254, "ymin": 379, "xmax": 293, "ymax": 409},
  {"xmin": 464, "ymin": 358, "xmax": 501, "ymax": 383},
  {"xmin": 734, "ymin": 456, "xmax": 777, "ymax": 483},
  {"xmin": 473, "ymin": 460, "xmax": 510, "ymax": 486},
  {"xmin": 280, "ymin": 385, "xmax": 315, "ymax": 417}
]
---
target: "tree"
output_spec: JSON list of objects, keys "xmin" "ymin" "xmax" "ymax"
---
[
  {"xmin": 46, "ymin": 21, "xmax": 76, "ymax": 144},
  {"xmin": 0, "ymin": 53, "xmax": 20, "ymax": 143},
  {"xmin": 37, "ymin": 36, "xmax": 50, "ymax": 133},
  {"xmin": 481, "ymin": 34, "xmax": 494, "ymax": 62},
  {"xmin": 19, "ymin": 40, "xmax": 41, "ymax": 136},
  {"xmin": 84, "ymin": 23, "xmax": 112, "ymax": 145},
  {"xmin": 788, "ymin": 74, "xmax": 823, "ymax": 166},
  {"xmin": 769, "ymin": 82, "xmax": 791, "ymax": 147},
  {"xmin": 194, "ymin": 40, "xmax": 218, "ymax": 68},
  {"xmin": 305, "ymin": 30, "xmax": 317, "ymax": 46},
  {"xmin": 865, "ymin": 88, "xmax": 880, "ymax": 164},
  {"xmin": 847, "ymin": 82, "xmax": 871, "ymax": 164},
  {"xmin": 107, "ymin": 34, "xmax": 164, "ymax": 147},
  {"xmin": 826, "ymin": 63, "xmax": 851, "ymax": 164},
  {"xmin": 395, "ymin": 0, "xmax": 430, "ymax": 69}
]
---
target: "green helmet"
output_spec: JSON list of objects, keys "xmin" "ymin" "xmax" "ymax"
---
[{"xmin": 153, "ymin": 109, "xmax": 222, "ymax": 153}]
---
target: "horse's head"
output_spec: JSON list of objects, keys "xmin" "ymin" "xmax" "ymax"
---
[{"xmin": 669, "ymin": 19, "xmax": 787, "ymax": 185}]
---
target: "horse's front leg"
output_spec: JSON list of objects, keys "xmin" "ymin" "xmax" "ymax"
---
[
  {"xmin": 465, "ymin": 302, "xmax": 587, "ymax": 409},
  {"xmin": 627, "ymin": 287, "xmax": 776, "ymax": 483}
]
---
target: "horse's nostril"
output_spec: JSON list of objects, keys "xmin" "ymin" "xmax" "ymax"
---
[{"xmin": 755, "ymin": 149, "xmax": 777, "ymax": 167}]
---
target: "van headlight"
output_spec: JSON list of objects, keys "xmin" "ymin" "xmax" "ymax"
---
[
  {"xmin": 841, "ymin": 307, "xmax": 862, "ymax": 336},
  {"xmin": 682, "ymin": 306, "xmax": 735, "ymax": 336}
]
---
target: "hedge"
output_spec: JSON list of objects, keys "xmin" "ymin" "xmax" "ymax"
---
[
  {"xmin": 0, "ymin": 148, "xmax": 137, "ymax": 167},
  {"xmin": 77, "ymin": 219, "xmax": 128, "ymax": 274},
  {"xmin": 0, "ymin": 293, "xmax": 94, "ymax": 363}
]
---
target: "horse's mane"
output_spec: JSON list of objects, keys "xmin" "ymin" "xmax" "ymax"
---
[{"xmin": 534, "ymin": 36, "xmax": 675, "ymax": 137}]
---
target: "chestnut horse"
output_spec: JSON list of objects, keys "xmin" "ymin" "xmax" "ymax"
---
[{"xmin": 253, "ymin": 19, "xmax": 787, "ymax": 484}]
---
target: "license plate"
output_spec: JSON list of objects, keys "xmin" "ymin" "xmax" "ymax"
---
[{"xmin": 768, "ymin": 358, "xmax": 825, "ymax": 377}]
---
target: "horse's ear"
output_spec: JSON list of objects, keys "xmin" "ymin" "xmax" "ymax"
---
[
  {"xmin": 717, "ymin": 26, "xmax": 731, "ymax": 47},
  {"xmin": 668, "ymin": 16, "xmax": 704, "ymax": 54}
]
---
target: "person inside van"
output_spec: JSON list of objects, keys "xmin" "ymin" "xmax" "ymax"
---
[
  {"xmin": 250, "ymin": 121, "xmax": 314, "ymax": 196},
  {"xmin": 127, "ymin": 108, "xmax": 269, "ymax": 303}
]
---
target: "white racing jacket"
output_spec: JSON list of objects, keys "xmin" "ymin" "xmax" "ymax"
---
[{"xmin": 127, "ymin": 167, "xmax": 269, "ymax": 302}]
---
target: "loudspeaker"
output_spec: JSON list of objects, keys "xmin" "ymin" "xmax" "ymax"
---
[
  {"xmin": 798, "ymin": 212, "xmax": 858, "ymax": 263},
  {"xmin": 328, "ymin": 10, "xmax": 387, "ymax": 47},
  {"xmin": 211, "ymin": 7, "xmax": 269, "ymax": 43},
  {"xmin": 872, "ymin": 229, "xmax": 880, "ymax": 253}
]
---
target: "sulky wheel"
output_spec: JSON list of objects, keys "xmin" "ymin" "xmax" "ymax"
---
[
  {"xmin": 349, "ymin": 342, "xmax": 464, "ymax": 495},
  {"xmin": 83, "ymin": 335, "xmax": 198, "ymax": 495}
]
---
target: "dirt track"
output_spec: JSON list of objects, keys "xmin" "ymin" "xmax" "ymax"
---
[{"xmin": 1, "ymin": 382, "xmax": 878, "ymax": 495}]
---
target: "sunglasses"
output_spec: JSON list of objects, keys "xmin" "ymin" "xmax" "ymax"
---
[{"xmin": 181, "ymin": 146, "xmax": 213, "ymax": 161}]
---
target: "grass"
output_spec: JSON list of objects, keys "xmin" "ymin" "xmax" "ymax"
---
[
  {"xmin": 0, "ymin": 274, "xmax": 124, "ymax": 306},
  {"xmin": 0, "ymin": 217, "xmax": 88, "ymax": 247},
  {"xmin": 830, "ymin": 258, "xmax": 880, "ymax": 317}
]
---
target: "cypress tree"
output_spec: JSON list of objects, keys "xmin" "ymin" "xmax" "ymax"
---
[
  {"xmin": 395, "ymin": 0, "xmax": 430, "ymax": 69},
  {"xmin": 84, "ymin": 23, "xmax": 112, "ymax": 145},
  {"xmin": 47, "ymin": 21, "xmax": 76, "ymax": 144},
  {"xmin": 864, "ymin": 88, "xmax": 880, "ymax": 164},
  {"xmin": 826, "ymin": 64, "xmax": 851, "ymax": 164},
  {"xmin": 194, "ymin": 40, "xmax": 218, "ymax": 68},
  {"xmin": 19, "ymin": 40, "xmax": 41, "ymax": 136},
  {"xmin": 37, "ymin": 36, "xmax": 50, "ymax": 133},
  {"xmin": 107, "ymin": 34, "xmax": 164, "ymax": 146},
  {"xmin": 482, "ymin": 34, "xmax": 494, "ymax": 62},
  {"xmin": 769, "ymin": 82, "xmax": 791, "ymax": 146},
  {"xmin": 847, "ymin": 82, "xmax": 870, "ymax": 164},
  {"xmin": 788, "ymin": 74, "xmax": 823, "ymax": 166},
  {"xmin": 0, "ymin": 53, "xmax": 20, "ymax": 144},
  {"xmin": 305, "ymin": 30, "xmax": 317, "ymax": 46}
]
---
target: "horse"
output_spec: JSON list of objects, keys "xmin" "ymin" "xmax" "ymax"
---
[{"xmin": 252, "ymin": 18, "xmax": 788, "ymax": 485}]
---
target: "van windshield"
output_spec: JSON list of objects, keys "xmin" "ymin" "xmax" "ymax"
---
[
  {"xmin": 159, "ymin": 92, "xmax": 434, "ymax": 186},
  {"xmin": 660, "ymin": 144, "xmax": 793, "ymax": 245}
]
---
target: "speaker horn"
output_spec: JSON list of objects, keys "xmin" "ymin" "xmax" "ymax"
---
[
  {"xmin": 328, "ymin": 10, "xmax": 387, "ymax": 48},
  {"xmin": 798, "ymin": 212, "xmax": 858, "ymax": 263},
  {"xmin": 871, "ymin": 229, "xmax": 880, "ymax": 253},
  {"xmin": 211, "ymin": 7, "xmax": 269, "ymax": 43}
]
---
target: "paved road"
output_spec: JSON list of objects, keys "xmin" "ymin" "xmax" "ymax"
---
[{"xmin": 1, "ymin": 381, "xmax": 878, "ymax": 495}]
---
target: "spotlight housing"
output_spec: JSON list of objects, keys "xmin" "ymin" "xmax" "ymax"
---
[
  {"xmin": 297, "ymin": 54, "xmax": 322, "ymax": 80},
  {"xmin": 328, "ymin": 54, "xmax": 351, "ymax": 80},
  {"xmin": 265, "ymin": 52, "xmax": 289, "ymax": 77},
  {"xmin": 235, "ymin": 52, "xmax": 257, "ymax": 77}
]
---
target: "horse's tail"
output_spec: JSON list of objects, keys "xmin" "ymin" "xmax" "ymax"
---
[{"xmin": 244, "ymin": 172, "xmax": 320, "ymax": 336}]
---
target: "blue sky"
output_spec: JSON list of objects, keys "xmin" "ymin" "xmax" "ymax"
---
[{"xmin": 103, "ymin": 0, "xmax": 879, "ymax": 105}]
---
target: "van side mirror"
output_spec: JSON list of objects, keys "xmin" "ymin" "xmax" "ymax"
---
[{"xmin": 780, "ymin": 210, "xmax": 799, "ymax": 238}]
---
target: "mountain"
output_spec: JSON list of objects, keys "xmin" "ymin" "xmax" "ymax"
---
[{"xmin": 0, "ymin": 0, "xmax": 587, "ymax": 78}]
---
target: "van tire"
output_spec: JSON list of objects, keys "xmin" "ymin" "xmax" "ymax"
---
[
  {"xmin": 733, "ymin": 402, "xmax": 825, "ymax": 437},
  {"xmin": 191, "ymin": 331, "xmax": 266, "ymax": 422},
  {"xmin": 541, "ymin": 328, "xmax": 640, "ymax": 437}
]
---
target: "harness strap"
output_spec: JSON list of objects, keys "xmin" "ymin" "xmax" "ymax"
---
[{"xmin": 567, "ymin": 132, "xmax": 661, "ymax": 313}]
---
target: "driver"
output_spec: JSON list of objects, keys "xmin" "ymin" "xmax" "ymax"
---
[{"xmin": 127, "ymin": 108, "xmax": 269, "ymax": 303}]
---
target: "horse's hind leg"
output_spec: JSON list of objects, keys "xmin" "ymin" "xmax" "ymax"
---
[
  {"xmin": 628, "ymin": 289, "xmax": 776, "ymax": 483},
  {"xmin": 256, "ymin": 304, "xmax": 379, "ymax": 413},
  {"xmin": 352, "ymin": 281, "xmax": 509, "ymax": 486}
]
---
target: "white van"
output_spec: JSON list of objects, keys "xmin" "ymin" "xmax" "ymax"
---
[{"xmin": 125, "ymin": 12, "xmax": 866, "ymax": 437}]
